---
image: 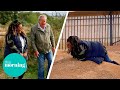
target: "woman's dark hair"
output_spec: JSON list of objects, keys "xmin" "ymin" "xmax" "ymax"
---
[
  {"xmin": 67, "ymin": 36, "xmax": 80, "ymax": 48},
  {"xmin": 6, "ymin": 20, "xmax": 25, "ymax": 36},
  {"xmin": 67, "ymin": 36, "xmax": 82, "ymax": 59},
  {"xmin": 5, "ymin": 20, "xmax": 26, "ymax": 45},
  {"xmin": 6, "ymin": 20, "xmax": 19, "ymax": 35}
]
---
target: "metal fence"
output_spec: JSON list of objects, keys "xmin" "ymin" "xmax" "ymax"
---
[{"xmin": 59, "ymin": 12, "xmax": 120, "ymax": 50}]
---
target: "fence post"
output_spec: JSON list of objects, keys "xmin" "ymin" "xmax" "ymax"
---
[{"xmin": 110, "ymin": 11, "xmax": 113, "ymax": 46}]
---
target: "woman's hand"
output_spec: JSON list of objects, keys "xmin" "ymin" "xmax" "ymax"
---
[
  {"xmin": 20, "ymin": 53, "xmax": 23, "ymax": 56},
  {"xmin": 23, "ymin": 52, "xmax": 27, "ymax": 57}
]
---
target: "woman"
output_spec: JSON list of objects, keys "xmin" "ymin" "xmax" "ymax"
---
[
  {"xmin": 67, "ymin": 36, "xmax": 120, "ymax": 65},
  {"xmin": 4, "ymin": 20, "xmax": 28, "ymax": 79}
]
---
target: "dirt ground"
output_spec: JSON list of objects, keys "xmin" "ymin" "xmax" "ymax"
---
[{"xmin": 49, "ymin": 45, "xmax": 120, "ymax": 79}]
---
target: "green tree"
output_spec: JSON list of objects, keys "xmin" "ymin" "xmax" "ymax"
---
[{"xmin": 0, "ymin": 11, "xmax": 18, "ymax": 25}]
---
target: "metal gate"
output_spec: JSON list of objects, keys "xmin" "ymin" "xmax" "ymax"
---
[{"xmin": 59, "ymin": 11, "xmax": 120, "ymax": 50}]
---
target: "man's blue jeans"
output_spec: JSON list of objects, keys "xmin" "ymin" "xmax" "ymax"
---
[{"xmin": 37, "ymin": 51, "xmax": 53, "ymax": 79}]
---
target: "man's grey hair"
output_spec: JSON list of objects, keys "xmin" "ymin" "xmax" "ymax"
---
[{"xmin": 38, "ymin": 14, "xmax": 47, "ymax": 20}]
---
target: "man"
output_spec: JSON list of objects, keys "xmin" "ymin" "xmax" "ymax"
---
[
  {"xmin": 67, "ymin": 36, "xmax": 120, "ymax": 65},
  {"xmin": 31, "ymin": 15, "xmax": 55, "ymax": 79}
]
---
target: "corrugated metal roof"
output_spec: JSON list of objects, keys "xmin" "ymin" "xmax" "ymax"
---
[{"xmin": 68, "ymin": 11, "xmax": 120, "ymax": 16}]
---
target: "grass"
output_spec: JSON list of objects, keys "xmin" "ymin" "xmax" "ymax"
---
[
  {"xmin": 0, "ymin": 49, "xmax": 11, "ymax": 79},
  {"xmin": 0, "ymin": 49, "xmax": 48, "ymax": 79},
  {"xmin": 23, "ymin": 57, "xmax": 38, "ymax": 79}
]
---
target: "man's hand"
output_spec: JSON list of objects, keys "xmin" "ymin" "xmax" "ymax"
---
[
  {"xmin": 34, "ymin": 51, "xmax": 39, "ymax": 57},
  {"xmin": 52, "ymin": 47, "xmax": 55, "ymax": 54}
]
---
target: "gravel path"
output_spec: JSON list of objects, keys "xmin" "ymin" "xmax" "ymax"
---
[{"xmin": 49, "ymin": 45, "xmax": 120, "ymax": 79}]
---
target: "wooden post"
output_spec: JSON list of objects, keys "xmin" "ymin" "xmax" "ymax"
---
[{"xmin": 110, "ymin": 11, "xmax": 113, "ymax": 46}]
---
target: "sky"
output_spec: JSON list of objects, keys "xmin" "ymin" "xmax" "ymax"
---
[{"xmin": 32, "ymin": 11, "xmax": 67, "ymax": 16}]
